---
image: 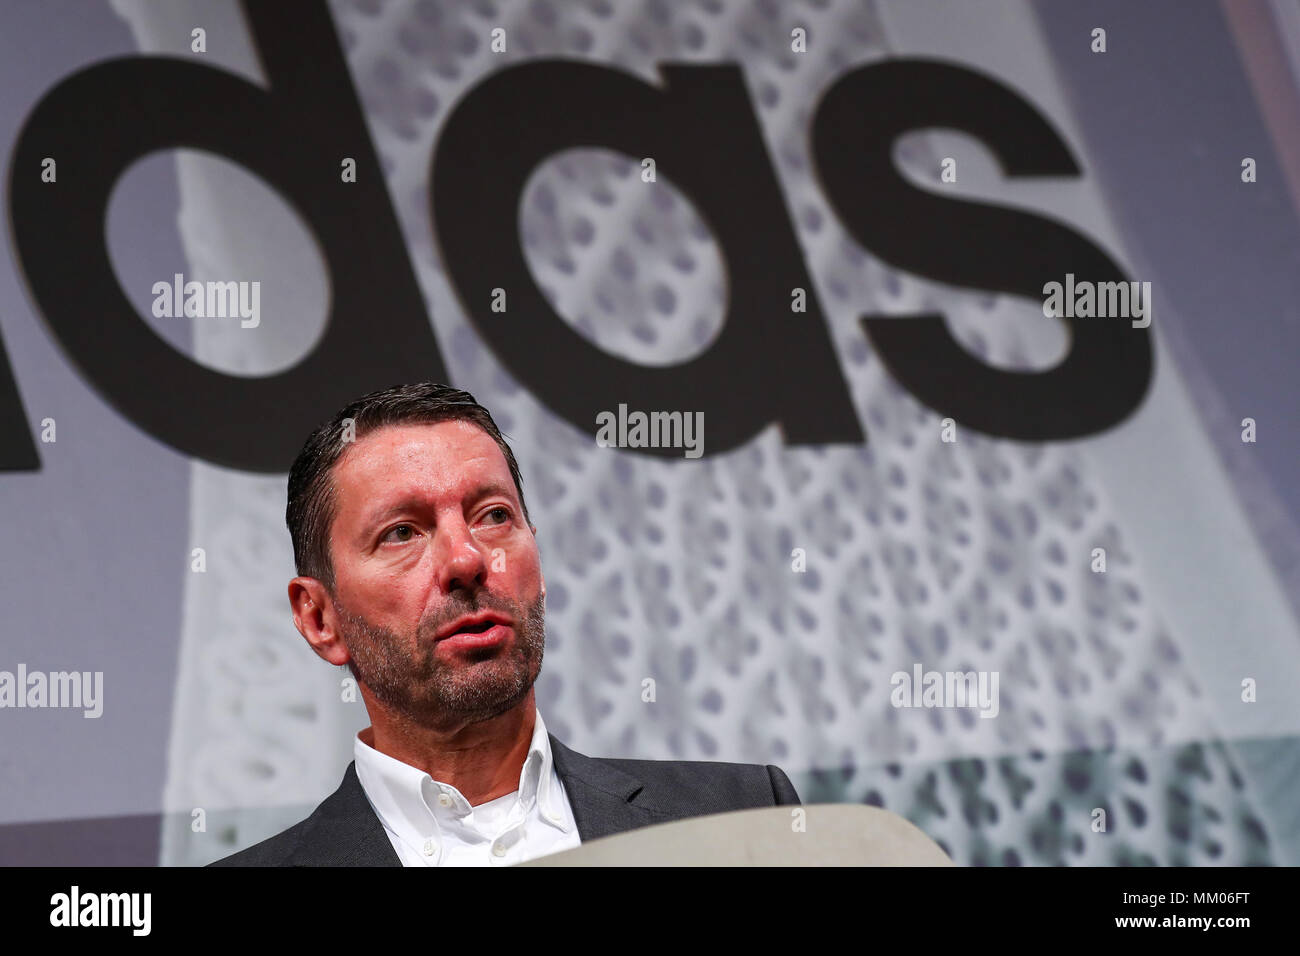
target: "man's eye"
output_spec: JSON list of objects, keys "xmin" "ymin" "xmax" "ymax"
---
[
  {"xmin": 486, "ymin": 507, "xmax": 510, "ymax": 524},
  {"xmin": 384, "ymin": 524, "xmax": 415, "ymax": 543}
]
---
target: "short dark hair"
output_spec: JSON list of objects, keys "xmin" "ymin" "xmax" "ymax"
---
[{"xmin": 286, "ymin": 382, "xmax": 531, "ymax": 591}]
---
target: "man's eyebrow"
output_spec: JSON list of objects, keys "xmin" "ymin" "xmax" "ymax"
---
[{"xmin": 361, "ymin": 482, "xmax": 517, "ymax": 529}]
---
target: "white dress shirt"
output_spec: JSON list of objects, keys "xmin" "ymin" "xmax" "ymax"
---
[{"xmin": 353, "ymin": 708, "xmax": 582, "ymax": 866}]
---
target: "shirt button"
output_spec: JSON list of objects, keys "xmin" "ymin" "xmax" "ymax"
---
[
  {"xmin": 492, "ymin": 842, "xmax": 506, "ymax": 858},
  {"xmin": 422, "ymin": 839, "xmax": 436, "ymax": 856},
  {"xmin": 437, "ymin": 793, "xmax": 453, "ymax": 807}
]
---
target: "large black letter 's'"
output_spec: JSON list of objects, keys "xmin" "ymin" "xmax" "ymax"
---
[{"xmin": 814, "ymin": 59, "xmax": 1152, "ymax": 440}]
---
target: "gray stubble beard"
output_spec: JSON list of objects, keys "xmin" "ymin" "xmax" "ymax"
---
[{"xmin": 336, "ymin": 589, "xmax": 546, "ymax": 728}]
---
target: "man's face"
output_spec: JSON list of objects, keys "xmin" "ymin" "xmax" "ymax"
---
[{"xmin": 324, "ymin": 420, "xmax": 545, "ymax": 729}]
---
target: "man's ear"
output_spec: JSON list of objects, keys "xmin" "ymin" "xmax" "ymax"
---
[{"xmin": 288, "ymin": 577, "xmax": 350, "ymax": 668}]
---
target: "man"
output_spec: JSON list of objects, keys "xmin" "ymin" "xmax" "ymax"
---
[{"xmin": 211, "ymin": 382, "xmax": 800, "ymax": 866}]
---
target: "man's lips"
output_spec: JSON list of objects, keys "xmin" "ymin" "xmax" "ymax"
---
[
  {"xmin": 435, "ymin": 623, "xmax": 511, "ymax": 652},
  {"xmin": 434, "ymin": 612, "xmax": 513, "ymax": 643},
  {"xmin": 439, "ymin": 624, "xmax": 514, "ymax": 655}
]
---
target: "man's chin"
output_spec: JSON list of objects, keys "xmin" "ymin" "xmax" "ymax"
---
[{"xmin": 382, "ymin": 670, "xmax": 536, "ymax": 729}]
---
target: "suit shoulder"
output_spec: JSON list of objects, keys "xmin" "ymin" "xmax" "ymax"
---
[
  {"xmin": 596, "ymin": 756, "xmax": 801, "ymax": 811},
  {"xmin": 207, "ymin": 815, "xmax": 315, "ymax": 867},
  {"xmin": 206, "ymin": 761, "xmax": 392, "ymax": 867}
]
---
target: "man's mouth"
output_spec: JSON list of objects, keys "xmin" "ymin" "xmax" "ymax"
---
[
  {"xmin": 436, "ymin": 623, "xmax": 510, "ymax": 652},
  {"xmin": 435, "ymin": 612, "xmax": 513, "ymax": 643}
]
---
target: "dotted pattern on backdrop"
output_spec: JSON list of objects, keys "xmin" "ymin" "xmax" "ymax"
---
[{"xmin": 163, "ymin": 0, "xmax": 1279, "ymax": 865}]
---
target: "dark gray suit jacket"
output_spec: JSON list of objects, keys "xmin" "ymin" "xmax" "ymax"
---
[{"xmin": 209, "ymin": 734, "xmax": 801, "ymax": 866}]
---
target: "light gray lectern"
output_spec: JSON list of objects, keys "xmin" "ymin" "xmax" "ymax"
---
[{"xmin": 522, "ymin": 804, "xmax": 954, "ymax": 866}]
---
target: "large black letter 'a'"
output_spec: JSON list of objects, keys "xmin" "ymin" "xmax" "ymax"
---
[{"xmin": 434, "ymin": 61, "xmax": 864, "ymax": 458}]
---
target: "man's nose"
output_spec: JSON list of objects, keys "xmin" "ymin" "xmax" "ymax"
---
[{"xmin": 433, "ymin": 516, "xmax": 488, "ymax": 593}]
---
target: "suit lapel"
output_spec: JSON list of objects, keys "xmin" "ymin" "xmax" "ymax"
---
[
  {"xmin": 548, "ymin": 734, "xmax": 669, "ymax": 842},
  {"xmin": 286, "ymin": 762, "xmax": 402, "ymax": 867}
]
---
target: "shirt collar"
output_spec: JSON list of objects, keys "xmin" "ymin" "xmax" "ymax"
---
[{"xmin": 353, "ymin": 708, "xmax": 569, "ymax": 836}]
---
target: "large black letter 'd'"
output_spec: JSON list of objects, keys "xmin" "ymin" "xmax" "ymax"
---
[{"xmin": 9, "ymin": 1, "xmax": 447, "ymax": 471}]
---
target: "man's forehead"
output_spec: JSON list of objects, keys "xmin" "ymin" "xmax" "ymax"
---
[{"xmin": 334, "ymin": 421, "xmax": 513, "ymax": 504}]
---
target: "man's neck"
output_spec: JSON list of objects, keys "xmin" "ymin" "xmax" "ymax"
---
[{"xmin": 359, "ymin": 691, "xmax": 537, "ymax": 807}]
